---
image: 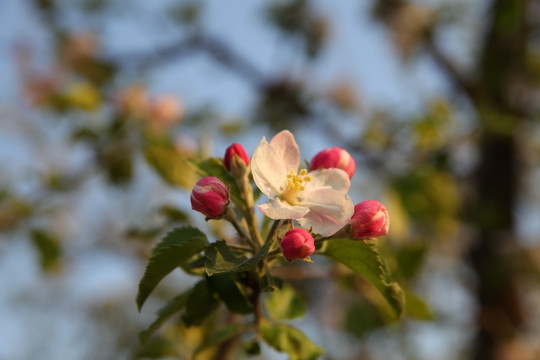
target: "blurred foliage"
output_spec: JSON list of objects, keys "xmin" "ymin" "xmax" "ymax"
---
[
  {"xmin": 266, "ymin": 0, "xmax": 327, "ymax": 58},
  {"xmin": 4, "ymin": 0, "xmax": 540, "ymax": 359},
  {"xmin": 30, "ymin": 228, "xmax": 62, "ymax": 272}
]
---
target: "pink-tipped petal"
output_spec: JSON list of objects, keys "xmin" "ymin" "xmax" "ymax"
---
[
  {"xmin": 306, "ymin": 168, "xmax": 351, "ymax": 193},
  {"xmin": 297, "ymin": 188, "xmax": 354, "ymax": 236},
  {"xmin": 269, "ymin": 130, "xmax": 300, "ymax": 173},
  {"xmin": 251, "ymin": 137, "xmax": 288, "ymax": 198}
]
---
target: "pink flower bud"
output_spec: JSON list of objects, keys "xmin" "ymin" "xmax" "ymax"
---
[
  {"xmin": 310, "ymin": 147, "xmax": 356, "ymax": 179},
  {"xmin": 349, "ymin": 200, "xmax": 389, "ymax": 239},
  {"xmin": 224, "ymin": 143, "xmax": 249, "ymax": 172},
  {"xmin": 280, "ymin": 228, "xmax": 315, "ymax": 261},
  {"xmin": 190, "ymin": 177, "xmax": 229, "ymax": 219}
]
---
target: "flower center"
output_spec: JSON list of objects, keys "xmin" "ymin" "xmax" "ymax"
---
[{"xmin": 281, "ymin": 169, "xmax": 311, "ymax": 204}]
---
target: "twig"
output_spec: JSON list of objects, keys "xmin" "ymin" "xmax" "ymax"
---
[{"xmin": 108, "ymin": 34, "xmax": 267, "ymax": 88}]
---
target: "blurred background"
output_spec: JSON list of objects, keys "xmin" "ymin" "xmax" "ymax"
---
[{"xmin": 1, "ymin": 0, "xmax": 540, "ymax": 359}]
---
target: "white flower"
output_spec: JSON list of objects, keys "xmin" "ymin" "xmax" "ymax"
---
[{"xmin": 251, "ymin": 130, "xmax": 354, "ymax": 236}]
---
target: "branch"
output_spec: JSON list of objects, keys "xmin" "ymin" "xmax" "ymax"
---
[
  {"xmin": 108, "ymin": 34, "xmax": 267, "ymax": 88},
  {"xmin": 424, "ymin": 32, "xmax": 478, "ymax": 102}
]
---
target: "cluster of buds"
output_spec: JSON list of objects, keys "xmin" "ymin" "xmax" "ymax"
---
[
  {"xmin": 190, "ymin": 143, "xmax": 251, "ymax": 220},
  {"xmin": 189, "ymin": 134, "xmax": 389, "ymax": 263}
]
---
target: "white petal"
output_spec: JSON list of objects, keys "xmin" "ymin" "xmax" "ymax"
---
[
  {"xmin": 306, "ymin": 168, "xmax": 350, "ymax": 193},
  {"xmin": 297, "ymin": 188, "xmax": 354, "ymax": 236},
  {"xmin": 269, "ymin": 130, "xmax": 300, "ymax": 173},
  {"xmin": 251, "ymin": 136, "xmax": 288, "ymax": 198},
  {"xmin": 258, "ymin": 198, "xmax": 309, "ymax": 220}
]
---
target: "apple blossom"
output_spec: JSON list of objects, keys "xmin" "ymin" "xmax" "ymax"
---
[
  {"xmin": 349, "ymin": 200, "xmax": 389, "ymax": 239},
  {"xmin": 190, "ymin": 177, "xmax": 230, "ymax": 219},
  {"xmin": 280, "ymin": 228, "xmax": 315, "ymax": 261},
  {"xmin": 310, "ymin": 147, "xmax": 356, "ymax": 179},
  {"xmin": 251, "ymin": 130, "xmax": 354, "ymax": 236}
]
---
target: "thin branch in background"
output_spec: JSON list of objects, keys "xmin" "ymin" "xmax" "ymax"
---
[
  {"xmin": 109, "ymin": 34, "xmax": 268, "ymax": 88},
  {"xmin": 424, "ymin": 33, "xmax": 479, "ymax": 102}
]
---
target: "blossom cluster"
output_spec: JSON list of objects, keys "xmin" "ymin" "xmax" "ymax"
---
[{"xmin": 190, "ymin": 130, "xmax": 389, "ymax": 262}]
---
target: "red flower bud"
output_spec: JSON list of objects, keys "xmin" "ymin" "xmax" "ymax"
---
[
  {"xmin": 310, "ymin": 147, "xmax": 356, "ymax": 179},
  {"xmin": 280, "ymin": 228, "xmax": 315, "ymax": 261},
  {"xmin": 349, "ymin": 200, "xmax": 389, "ymax": 239},
  {"xmin": 190, "ymin": 177, "xmax": 229, "ymax": 219},
  {"xmin": 224, "ymin": 143, "xmax": 249, "ymax": 172}
]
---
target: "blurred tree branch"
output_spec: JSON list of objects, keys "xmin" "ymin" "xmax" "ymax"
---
[{"xmin": 109, "ymin": 34, "xmax": 268, "ymax": 88}]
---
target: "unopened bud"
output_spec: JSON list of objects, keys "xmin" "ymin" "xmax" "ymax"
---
[
  {"xmin": 190, "ymin": 177, "xmax": 229, "ymax": 219},
  {"xmin": 280, "ymin": 228, "xmax": 315, "ymax": 262},
  {"xmin": 224, "ymin": 143, "xmax": 249, "ymax": 173},
  {"xmin": 349, "ymin": 200, "xmax": 389, "ymax": 239},
  {"xmin": 310, "ymin": 147, "xmax": 356, "ymax": 179}
]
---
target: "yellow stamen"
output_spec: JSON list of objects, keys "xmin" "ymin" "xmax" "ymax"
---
[{"xmin": 280, "ymin": 168, "xmax": 311, "ymax": 204}]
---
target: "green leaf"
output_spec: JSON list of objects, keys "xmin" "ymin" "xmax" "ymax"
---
[
  {"xmin": 344, "ymin": 301, "xmax": 385, "ymax": 338},
  {"xmin": 139, "ymin": 290, "xmax": 191, "ymax": 343},
  {"xmin": 135, "ymin": 335, "xmax": 178, "ymax": 359},
  {"xmin": 207, "ymin": 273, "xmax": 253, "ymax": 314},
  {"xmin": 259, "ymin": 319, "xmax": 324, "ymax": 360},
  {"xmin": 194, "ymin": 323, "xmax": 246, "ymax": 356},
  {"xmin": 144, "ymin": 145, "xmax": 196, "ymax": 189},
  {"xmin": 30, "ymin": 229, "xmax": 62, "ymax": 272},
  {"xmin": 260, "ymin": 272, "xmax": 283, "ymax": 292},
  {"xmin": 71, "ymin": 126, "xmax": 99, "ymax": 144},
  {"xmin": 190, "ymin": 157, "xmax": 231, "ymax": 180},
  {"xmin": 158, "ymin": 205, "xmax": 189, "ymax": 222},
  {"xmin": 396, "ymin": 243, "xmax": 427, "ymax": 279},
  {"xmin": 205, "ymin": 239, "xmax": 273, "ymax": 276},
  {"xmin": 182, "ymin": 280, "xmax": 220, "ymax": 327},
  {"xmin": 320, "ymin": 238, "xmax": 405, "ymax": 318},
  {"xmin": 265, "ymin": 284, "xmax": 306, "ymax": 320},
  {"xmin": 243, "ymin": 340, "xmax": 261, "ymax": 356},
  {"xmin": 405, "ymin": 289, "xmax": 433, "ymax": 320},
  {"xmin": 136, "ymin": 227, "xmax": 208, "ymax": 311}
]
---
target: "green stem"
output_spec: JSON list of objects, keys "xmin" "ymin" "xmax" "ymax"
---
[
  {"xmin": 265, "ymin": 219, "xmax": 282, "ymax": 243},
  {"xmin": 314, "ymin": 226, "xmax": 349, "ymax": 243},
  {"xmin": 227, "ymin": 244, "xmax": 254, "ymax": 253},
  {"xmin": 266, "ymin": 248, "xmax": 283, "ymax": 262},
  {"xmin": 224, "ymin": 207, "xmax": 258, "ymax": 251},
  {"xmin": 236, "ymin": 172, "xmax": 263, "ymax": 246}
]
